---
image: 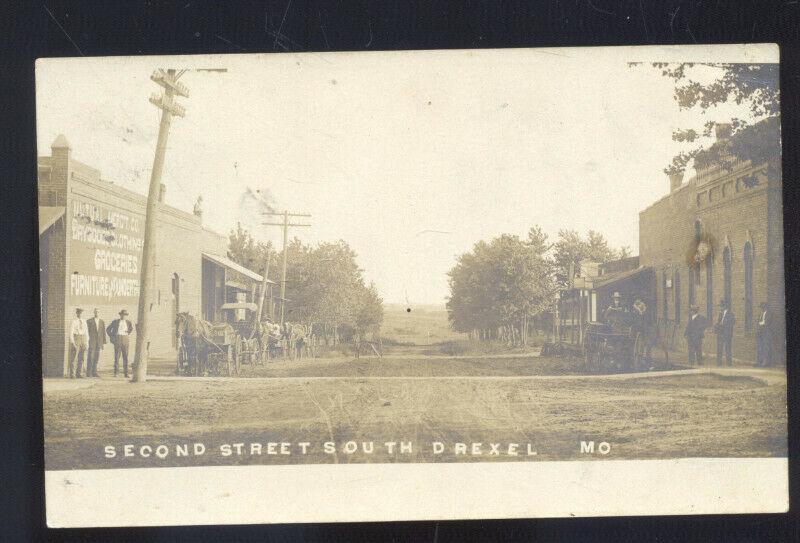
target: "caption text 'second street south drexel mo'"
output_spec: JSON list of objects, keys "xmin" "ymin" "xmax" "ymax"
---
[{"xmin": 37, "ymin": 48, "xmax": 785, "ymax": 478}]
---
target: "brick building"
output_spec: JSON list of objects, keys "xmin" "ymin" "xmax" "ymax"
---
[
  {"xmin": 639, "ymin": 120, "xmax": 785, "ymax": 365},
  {"xmin": 38, "ymin": 135, "xmax": 269, "ymax": 377}
]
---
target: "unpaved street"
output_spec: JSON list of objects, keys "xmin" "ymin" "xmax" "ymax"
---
[{"xmin": 43, "ymin": 354, "xmax": 786, "ymax": 470}]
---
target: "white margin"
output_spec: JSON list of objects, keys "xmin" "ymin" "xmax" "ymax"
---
[{"xmin": 46, "ymin": 458, "xmax": 788, "ymax": 527}]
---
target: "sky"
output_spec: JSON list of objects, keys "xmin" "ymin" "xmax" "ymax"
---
[{"xmin": 36, "ymin": 45, "xmax": 775, "ymax": 304}]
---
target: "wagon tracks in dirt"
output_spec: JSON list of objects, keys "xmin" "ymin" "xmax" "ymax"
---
[{"xmin": 301, "ymin": 383, "xmax": 339, "ymax": 464}]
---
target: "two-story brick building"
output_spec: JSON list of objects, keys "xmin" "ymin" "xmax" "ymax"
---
[
  {"xmin": 639, "ymin": 119, "xmax": 785, "ymax": 365},
  {"xmin": 38, "ymin": 135, "xmax": 271, "ymax": 377}
]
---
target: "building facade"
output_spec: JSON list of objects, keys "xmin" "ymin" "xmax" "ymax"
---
[
  {"xmin": 558, "ymin": 256, "xmax": 653, "ymax": 345},
  {"xmin": 638, "ymin": 122, "xmax": 785, "ymax": 364},
  {"xmin": 38, "ymin": 135, "xmax": 268, "ymax": 377}
]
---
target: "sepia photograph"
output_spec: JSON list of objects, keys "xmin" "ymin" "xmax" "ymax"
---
[{"xmin": 36, "ymin": 44, "xmax": 786, "ymax": 525}]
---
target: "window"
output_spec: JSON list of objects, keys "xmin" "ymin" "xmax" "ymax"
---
[
  {"xmin": 662, "ymin": 270, "xmax": 669, "ymax": 322},
  {"xmin": 674, "ymin": 271, "xmax": 681, "ymax": 324},
  {"xmin": 688, "ymin": 265, "xmax": 696, "ymax": 307},
  {"xmin": 694, "ymin": 220, "xmax": 703, "ymax": 242},
  {"xmin": 744, "ymin": 242, "xmax": 753, "ymax": 330},
  {"xmin": 722, "ymin": 246, "xmax": 732, "ymax": 310}
]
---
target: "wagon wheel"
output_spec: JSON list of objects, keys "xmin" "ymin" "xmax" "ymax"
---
[
  {"xmin": 632, "ymin": 333, "xmax": 644, "ymax": 372},
  {"xmin": 234, "ymin": 336, "xmax": 242, "ymax": 376},
  {"xmin": 596, "ymin": 341, "xmax": 611, "ymax": 373}
]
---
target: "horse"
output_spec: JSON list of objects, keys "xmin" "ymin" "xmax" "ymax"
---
[
  {"xmin": 175, "ymin": 312, "xmax": 215, "ymax": 376},
  {"xmin": 282, "ymin": 322, "xmax": 311, "ymax": 360}
]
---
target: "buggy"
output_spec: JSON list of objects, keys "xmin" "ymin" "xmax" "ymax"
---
[{"xmin": 583, "ymin": 310, "xmax": 648, "ymax": 373}]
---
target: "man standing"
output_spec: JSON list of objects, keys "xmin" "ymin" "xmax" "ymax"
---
[
  {"xmin": 86, "ymin": 308, "xmax": 106, "ymax": 377},
  {"xmin": 684, "ymin": 305, "xmax": 707, "ymax": 366},
  {"xmin": 714, "ymin": 299, "xmax": 735, "ymax": 367},
  {"xmin": 68, "ymin": 308, "xmax": 88, "ymax": 378},
  {"xmin": 603, "ymin": 292, "xmax": 627, "ymax": 323},
  {"xmin": 756, "ymin": 302, "xmax": 772, "ymax": 367},
  {"xmin": 107, "ymin": 309, "xmax": 133, "ymax": 378}
]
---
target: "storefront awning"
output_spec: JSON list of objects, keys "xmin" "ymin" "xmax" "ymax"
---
[
  {"xmin": 593, "ymin": 266, "xmax": 652, "ymax": 289},
  {"xmin": 39, "ymin": 206, "xmax": 65, "ymax": 235},
  {"xmin": 202, "ymin": 253, "xmax": 273, "ymax": 284}
]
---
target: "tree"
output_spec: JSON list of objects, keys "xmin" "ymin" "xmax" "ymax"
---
[
  {"xmin": 228, "ymin": 225, "xmax": 383, "ymax": 344},
  {"xmin": 353, "ymin": 282, "xmax": 384, "ymax": 338},
  {"xmin": 631, "ymin": 62, "xmax": 780, "ymax": 178},
  {"xmin": 227, "ymin": 222, "xmax": 275, "ymax": 276},
  {"xmin": 552, "ymin": 229, "xmax": 628, "ymax": 289},
  {"xmin": 446, "ymin": 230, "xmax": 555, "ymax": 344}
]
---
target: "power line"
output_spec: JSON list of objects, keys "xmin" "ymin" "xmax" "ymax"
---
[{"xmin": 263, "ymin": 210, "xmax": 311, "ymax": 324}]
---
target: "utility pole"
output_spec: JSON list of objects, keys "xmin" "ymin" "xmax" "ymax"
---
[
  {"xmin": 132, "ymin": 69, "xmax": 189, "ymax": 383},
  {"xmin": 263, "ymin": 211, "xmax": 311, "ymax": 325},
  {"xmin": 253, "ymin": 252, "xmax": 272, "ymax": 334}
]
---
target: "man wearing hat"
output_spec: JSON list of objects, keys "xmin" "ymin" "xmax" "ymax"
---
[
  {"xmin": 684, "ymin": 305, "xmax": 708, "ymax": 365},
  {"xmin": 67, "ymin": 307, "xmax": 88, "ymax": 378},
  {"xmin": 86, "ymin": 308, "xmax": 106, "ymax": 378},
  {"xmin": 603, "ymin": 292, "xmax": 627, "ymax": 322},
  {"xmin": 756, "ymin": 302, "xmax": 773, "ymax": 367},
  {"xmin": 106, "ymin": 309, "xmax": 134, "ymax": 377},
  {"xmin": 714, "ymin": 299, "xmax": 735, "ymax": 367}
]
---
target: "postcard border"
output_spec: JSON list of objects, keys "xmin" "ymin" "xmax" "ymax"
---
[{"xmin": 46, "ymin": 458, "xmax": 788, "ymax": 527}]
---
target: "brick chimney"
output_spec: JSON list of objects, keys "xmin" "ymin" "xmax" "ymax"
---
[
  {"xmin": 47, "ymin": 135, "xmax": 72, "ymax": 205},
  {"xmin": 714, "ymin": 122, "xmax": 733, "ymax": 142},
  {"xmin": 669, "ymin": 170, "xmax": 684, "ymax": 192},
  {"xmin": 158, "ymin": 183, "xmax": 166, "ymax": 203}
]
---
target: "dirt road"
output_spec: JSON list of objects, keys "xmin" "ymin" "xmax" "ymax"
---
[{"xmin": 43, "ymin": 354, "xmax": 786, "ymax": 470}]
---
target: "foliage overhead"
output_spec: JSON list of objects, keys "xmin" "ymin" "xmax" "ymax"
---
[{"xmin": 629, "ymin": 62, "xmax": 780, "ymax": 178}]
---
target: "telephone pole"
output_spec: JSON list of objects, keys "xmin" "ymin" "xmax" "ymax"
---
[
  {"xmin": 132, "ymin": 69, "xmax": 189, "ymax": 383},
  {"xmin": 263, "ymin": 211, "xmax": 311, "ymax": 325}
]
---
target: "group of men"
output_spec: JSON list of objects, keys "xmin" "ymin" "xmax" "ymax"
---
[
  {"xmin": 603, "ymin": 292, "xmax": 776, "ymax": 368},
  {"xmin": 683, "ymin": 299, "xmax": 774, "ymax": 367},
  {"xmin": 68, "ymin": 307, "xmax": 134, "ymax": 378}
]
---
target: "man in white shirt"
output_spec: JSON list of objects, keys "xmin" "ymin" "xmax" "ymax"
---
[
  {"xmin": 714, "ymin": 299, "xmax": 736, "ymax": 367},
  {"xmin": 68, "ymin": 308, "xmax": 88, "ymax": 378},
  {"xmin": 756, "ymin": 302, "xmax": 772, "ymax": 367}
]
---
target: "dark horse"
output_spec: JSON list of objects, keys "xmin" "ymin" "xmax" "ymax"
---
[{"xmin": 175, "ymin": 312, "xmax": 215, "ymax": 376}]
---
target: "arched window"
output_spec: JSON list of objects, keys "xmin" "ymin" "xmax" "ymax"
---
[
  {"xmin": 674, "ymin": 271, "xmax": 681, "ymax": 324},
  {"xmin": 662, "ymin": 270, "xmax": 669, "ymax": 322},
  {"xmin": 744, "ymin": 242, "xmax": 753, "ymax": 330},
  {"xmin": 706, "ymin": 254, "xmax": 714, "ymax": 321},
  {"xmin": 723, "ymin": 246, "xmax": 732, "ymax": 310}
]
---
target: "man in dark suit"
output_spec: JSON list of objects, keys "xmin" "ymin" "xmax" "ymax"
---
[
  {"xmin": 714, "ymin": 299, "xmax": 735, "ymax": 367},
  {"xmin": 86, "ymin": 308, "xmax": 106, "ymax": 377},
  {"xmin": 684, "ymin": 305, "xmax": 708, "ymax": 365},
  {"xmin": 756, "ymin": 302, "xmax": 773, "ymax": 367},
  {"xmin": 106, "ymin": 309, "xmax": 134, "ymax": 377}
]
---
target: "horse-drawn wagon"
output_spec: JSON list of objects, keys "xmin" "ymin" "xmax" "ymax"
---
[
  {"xmin": 175, "ymin": 302, "xmax": 270, "ymax": 377},
  {"xmin": 583, "ymin": 310, "xmax": 648, "ymax": 373}
]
